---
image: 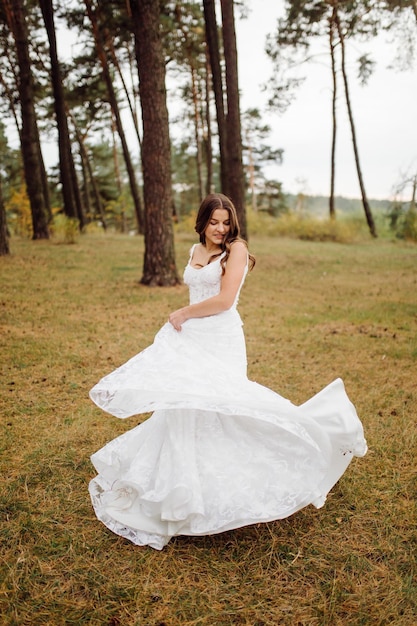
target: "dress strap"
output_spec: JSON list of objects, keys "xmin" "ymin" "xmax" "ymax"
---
[{"xmin": 188, "ymin": 244, "xmax": 197, "ymax": 265}]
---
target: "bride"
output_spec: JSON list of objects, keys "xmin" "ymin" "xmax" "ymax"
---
[{"xmin": 89, "ymin": 193, "xmax": 367, "ymax": 550}]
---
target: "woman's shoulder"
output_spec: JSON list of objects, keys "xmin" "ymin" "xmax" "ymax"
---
[
  {"xmin": 229, "ymin": 240, "xmax": 248, "ymax": 257},
  {"xmin": 225, "ymin": 241, "xmax": 248, "ymax": 270},
  {"xmin": 188, "ymin": 242, "xmax": 203, "ymax": 260},
  {"xmin": 227, "ymin": 239, "xmax": 255, "ymax": 271}
]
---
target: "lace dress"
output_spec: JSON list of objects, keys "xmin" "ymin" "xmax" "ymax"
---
[{"xmin": 89, "ymin": 247, "xmax": 367, "ymax": 550}]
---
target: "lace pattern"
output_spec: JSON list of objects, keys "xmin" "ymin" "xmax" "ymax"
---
[{"xmin": 88, "ymin": 248, "xmax": 367, "ymax": 549}]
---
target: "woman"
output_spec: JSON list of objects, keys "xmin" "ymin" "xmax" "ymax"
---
[{"xmin": 89, "ymin": 193, "xmax": 367, "ymax": 550}]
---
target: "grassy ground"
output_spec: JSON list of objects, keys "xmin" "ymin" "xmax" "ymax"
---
[{"xmin": 0, "ymin": 232, "xmax": 416, "ymax": 625}]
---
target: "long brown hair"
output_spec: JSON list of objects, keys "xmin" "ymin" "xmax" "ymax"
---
[{"xmin": 195, "ymin": 193, "xmax": 255, "ymax": 273}]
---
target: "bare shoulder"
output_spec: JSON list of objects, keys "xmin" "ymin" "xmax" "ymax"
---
[
  {"xmin": 230, "ymin": 241, "xmax": 248, "ymax": 256},
  {"xmin": 229, "ymin": 240, "xmax": 248, "ymax": 260},
  {"xmin": 190, "ymin": 242, "xmax": 204, "ymax": 260}
]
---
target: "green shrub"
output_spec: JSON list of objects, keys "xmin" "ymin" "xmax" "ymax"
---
[
  {"xmin": 51, "ymin": 214, "xmax": 80, "ymax": 244},
  {"xmin": 388, "ymin": 203, "xmax": 417, "ymax": 242},
  {"xmin": 402, "ymin": 208, "xmax": 417, "ymax": 241},
  {"xmin": 247, "ymin": 211, "xmax": 360, "ymax": 243}
]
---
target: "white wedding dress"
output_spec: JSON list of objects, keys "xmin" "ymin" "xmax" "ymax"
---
[{"xmin": 89, "ymin": 247, "xmax": 367, "ymax": 550}]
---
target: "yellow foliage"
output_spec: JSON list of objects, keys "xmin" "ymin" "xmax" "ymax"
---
[
  {"xmin": 6, "ymin": 185, "xmax": 32, "ymax": 238},
  {"xmin": 174, "ymin": 208, "xmax": 362, "ymax": 244},
  {"xmin": 248, "ymin": 210, "xmax": 360, "ymax": 243},
  {"xmin": 174, "ymin": 210, "xmax": 197, "ymax": 235}
]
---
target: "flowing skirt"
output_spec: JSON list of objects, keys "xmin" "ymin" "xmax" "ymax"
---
[{"xmin": 89, "ymin": 311, "xmax": 367, "ymax": 550}]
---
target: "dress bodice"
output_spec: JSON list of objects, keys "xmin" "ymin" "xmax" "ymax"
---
[{"xmin": 183, "ymin": 245, "xmax": 247, "ymax": 307}]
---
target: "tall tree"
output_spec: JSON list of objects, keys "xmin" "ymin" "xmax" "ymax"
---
[
  {"xmin": 203, "ymin": 0, "xmax": 229, "ymax": 194},
  {"xmin": 203, "ymin": 0, "xmax": 247, "ymax": 238},
  {"xmin": 2, "ymin": 0, "xmax": 50, "ymax": 239},
  {"xmin": 39, "ymin": 0, "xmax": 85, "ymax": 228},
  {"xmin": 220, "ymin": 0, "xmax": 247, "ymax": 239},
  {"xmin": 72, "ymin": 120, "xmax": 107, "ymax": 228},
  {"xmin": 130, "ymin": 0, "xmax": 179, "ymax": 286},
  {"xmin": 168, "ymin": 1, "xmax": 207, "ymax": 202},
  {"xmin": 0, "ymin": 175, "xmax": 9, "ymax": 255},
  {"xmin": 329, "ymin": 6, "xmax": 337, "ymax": 219},
  {"xmin": 266, "ymin": 0, "xmax": 377, "ymax": 236},
  {"xmin": 204, "ymin": 47, "xmax": 214, "ymax": 195},
  {"xmin": 84, "ymin": 0, "xmax": 144, "ymax": 233},
  {"xmin": 334, "ymin": 4, "xmax": 376, "ymax": 237},
  {"xmin": 242, "ymin": 108, "xmax": 283, "ymax": 212}
]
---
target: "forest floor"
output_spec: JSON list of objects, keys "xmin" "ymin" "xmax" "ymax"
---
[{"xmin": 1, "ymin": 233, "xmax": 416, "ymax": 625}]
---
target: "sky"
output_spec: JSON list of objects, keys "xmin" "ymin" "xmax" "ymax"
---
[{"xmin": 235, "ymin": 0, "xmax": 417, "ymax": 200}]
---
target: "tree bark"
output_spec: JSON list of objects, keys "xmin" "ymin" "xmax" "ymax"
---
[
  {"xmin": 204, "ymin": 48, "xmax": 213, "ymax": 195},
  {"xmin": 329, "ymin": 9, "xmax": 337, "ymax": 220},
  {"xmin": 111, "ymin": 114, "xmax": 127, "ymax": 233},
  {"xmin": 130, "ymin": 0, "xmax": 179, "ymax": 286},
  {"xmin": 335, "ymin": 7, "xmax": 377, "ymax": 237},
  {"xmin": 3, "ymin": 0, "xmax": 50, "ymax": 239},
  {"xmin": 203, "ymin": 0, "xmax": 229, "ymax": 194},
  {"xmin": 108, "ymin": 38, "xmax": 143, "ymax": 151},
  {"xmin": 0, "ymin": 176, "xmax": 10, "ymax": 255},
  {"xmin": 220, "ymin": 0, "xmax": 247, "ymax": 239},
  {"xmin": 67, "ymin": 105, "xmax": 107, "ymax": 228},
  {"xmin": 190, "ymin": 65, "xmax": 204, "ymax": 201},
  {"xmin": 39, "ymin": 0, "xmax": 85, "ymax": 229},
  {"xmin": 76, "ymin": 127, "xmax": 107, "ymax": 229}
]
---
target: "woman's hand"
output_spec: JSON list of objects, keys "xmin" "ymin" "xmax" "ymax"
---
[
  {"xmin": 168, "ymin": 306, "xmax": 190, "ymax": 331},
  {"xmin": 168, "ymin": 242, "xmax": 248, "ymax": 330}
]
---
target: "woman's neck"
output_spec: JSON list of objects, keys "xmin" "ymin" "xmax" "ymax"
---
[{"xmin": 204, "ymin": 242, "xmax": 222, "ymax": 254}]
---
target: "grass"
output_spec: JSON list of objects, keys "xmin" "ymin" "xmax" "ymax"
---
[{"xmin": 1, "ymin": 232, "xmax": 416, "ymax": 625}]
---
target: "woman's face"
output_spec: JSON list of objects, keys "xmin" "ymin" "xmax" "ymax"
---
[{"xmin": 204, "ymin": 208, "xmax": 231, "ymax": 247}]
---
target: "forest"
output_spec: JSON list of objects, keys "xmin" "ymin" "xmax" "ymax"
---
[
  {"xmin": 1, "ymin": 3, "xmax": 417, "ymax": 624},
  {"xmin": 0, "ymin": 0, "xmax": 416, "ymax": 281}
]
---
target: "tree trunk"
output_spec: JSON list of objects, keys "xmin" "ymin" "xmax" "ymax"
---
[
  {"xmin": 3, "ymin": 0, "xmax": 50, "ymax": 239},
  {"xmin": 69, "ymin": 112, "xmax": 107, "ymax": 230},
  {"xmin": 79, "ymin": 145, "xmax": 92, "ymax": 220},
  {"xmin": 80, "ymin": 133, "xmax": 107, "ymax": 228},
  {"xmin": 0, "ymin": 176, "xmax": 10, "ymax": 255},
  {"xmin": 125, "ymin": 39, "xmax": 143, "ymax": 146},
  {"xmin": 204, "ymin": 47, "xmax": 213, "ymax": 195},
  {"xmin": 220, "ymin": 0, "xmax": 247, "ymax": 239},
  {"xmin": 203, "ymin": 0, "xmax": 229, "ymax": 194},
  {"xmin": 329, "ymin": 9, "xmax": 337, "ymax": 220},
  {"xmin": 111, "ymin": 114, "xmax": 127, "ymax": 233},
  {"xmin": 38, "ymin": 142, "xmax": 52, "ymax": 222},
  {"xmin": 335, "ymin": 8, "xmax": 377, "ymax": 237},
  {"xmin": 39, "ymin": 0, "xmax": 85, "ymax": 229},
  {"xmin": 191, "ymin": 65, "xmax": 204, "ymax": 201},
  {"xmin": 85, "ymin": 0, "xmax": 144, "ymax": 234},
  {"xmin": 245, "ymin": 128, "xmax": 257, "ymax": 212},
  {"xmin": 130, "ymin": 0, "xmax": 180, "ymax": 286},
  {"xmin": 410, "ymin": 174, "xmax": 416, "ymax": 210},
  {"xmin": 108, "ymin": 37, "xmax": 143, "ymax": 151}
]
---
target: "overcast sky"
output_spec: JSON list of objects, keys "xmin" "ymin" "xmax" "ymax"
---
[
  {"xmin": 236, "ymin": 0, "xmax": 417, "ymax": 200},
  {"xmin": 10, "ymin": 1, "xmax": 415, "ymax": 203}
]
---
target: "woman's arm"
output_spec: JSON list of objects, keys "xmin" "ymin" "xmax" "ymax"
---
[{"xmin": 169, "ymin": 241, "xmax": 248, "ymax": 331}]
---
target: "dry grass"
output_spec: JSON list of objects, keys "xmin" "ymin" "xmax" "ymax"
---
[{"xmin": 0, "ymin": 233, "xmax": 416, "ymax": 625}]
